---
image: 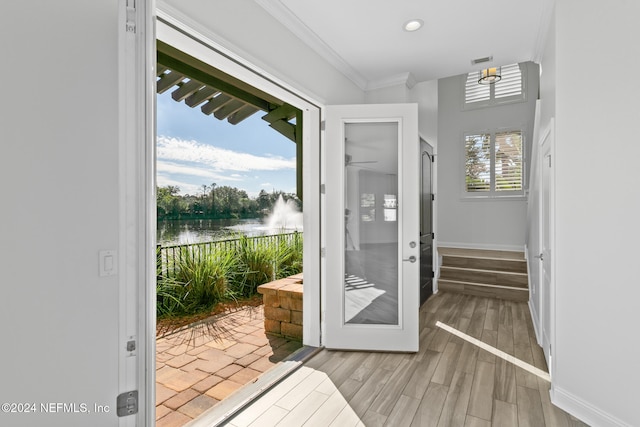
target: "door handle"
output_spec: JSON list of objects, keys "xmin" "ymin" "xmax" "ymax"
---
[{"xmin": 403, "ymin": 256, "xmax": 417, "ymax": 263}]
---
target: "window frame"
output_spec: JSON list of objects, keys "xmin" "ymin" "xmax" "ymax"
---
[
  {"xmin": 462, "ymin": 63, "xmax": 527, "ymax": 110},
  {"xmin": 462, "ymin": 128, "xmax": 526, "ymax": 200}
]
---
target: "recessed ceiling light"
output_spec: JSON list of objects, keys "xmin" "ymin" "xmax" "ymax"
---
[{"xmin": 403, "ymin": 19, "xmax": 424, "ymax": 32}]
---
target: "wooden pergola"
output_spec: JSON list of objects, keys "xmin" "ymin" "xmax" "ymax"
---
[{"xmin": 156, "ymin": 41, "xmax": 304, "ymax": 199}]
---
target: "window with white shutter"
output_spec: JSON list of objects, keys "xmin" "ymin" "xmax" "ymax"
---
[
  {"xmin": 463, "ymin": 63, "xmax": 525, "ymax": 108},
  {"xmin": 464, "ymin": 130, "xmax": 524, "ymax": 198}
]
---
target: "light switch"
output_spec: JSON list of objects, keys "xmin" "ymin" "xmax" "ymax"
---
[{"xmin": 99, "ymin": 250, "xmax": 117, "ymax": 277}]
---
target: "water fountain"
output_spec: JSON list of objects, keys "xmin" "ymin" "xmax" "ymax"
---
[{"xmin": 265, "ymin": 195, "xmax": 303, "ymax": 232}]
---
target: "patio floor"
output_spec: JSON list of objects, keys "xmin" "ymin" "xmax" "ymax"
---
[{"xmin": 155, "ymin": 305, "xmax": 303, "ymax": 427}]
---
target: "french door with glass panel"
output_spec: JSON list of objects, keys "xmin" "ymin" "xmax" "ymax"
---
[{"xmin": 324, "ymin": 104, "xmax": 419, "ymax": 351}]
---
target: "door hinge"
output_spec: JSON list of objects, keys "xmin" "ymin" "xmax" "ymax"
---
[
  {"xmin": 125, "ymin": 0, "xmax": 136, "ymax": 33},
  {"xmin": 431, "ymin": 194, "xmax": 435, "ymax": 201},
  {"xmin": 320, "ymin": 184, "xmax": 325, "ymax": 194},
  {"xmin": 116, "ymin": 390, "xmax": 138, "ymax": 417},
  {"xmin": 431, "ymin": 154, "xmax": 435, "ymax": 163},
  {"xmin": 320, "ymin": 120, "xmax": 326, "ymax": 131},
  {"xmin": 321, "ymin": 247, "xmax": 326, "ymax": 257},
  {"xmin": 431, "ymin": 232, "xmax": 435, "ymax": 239}
]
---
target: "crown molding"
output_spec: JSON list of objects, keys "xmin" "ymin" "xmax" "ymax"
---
[
  {"xmin": 366, "ymin": 72, "xmax": 417, "ymax": 91},
  {"xmin": 256, "ymin": 0, "xmax": 368, "ymax": 90},
  {"xmin": 532, "ymin": 0, "xmax": 555, "ymax": 64}
]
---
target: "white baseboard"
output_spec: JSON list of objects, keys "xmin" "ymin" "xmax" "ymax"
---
[
  {"xmin": 528, "ymin": 299, "xmax": 542, "ymax": 345},
  {"xmin": 551, "ymin": 385, "xmax": 633, "ymax": 427},
  {"xmin": 437, "ymin": 241, "xmax": 525, "ymax": 253}
]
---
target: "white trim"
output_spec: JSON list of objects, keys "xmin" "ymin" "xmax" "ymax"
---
[
  {"xmin": 437, "ymin": 241, "xmax": 525, "ymax": 253},
  {"xmin": 122, "ymin": 0, "xmax": 155, "ymax": 424},
  {"xmin": 119, "ymin": 0, "xmax": 155, "ymax": 424},
  {"xmin": 254, "ymin": 0, "xmax": 368, "ymax": 90},
  {"xmin": 551, "ymin": 386, "xmax": 632, "ymax": 427},
  {"xmin": 155, "ymin": 15, "xmax": 323, "ymax": 348},
  {"xmin": 525, "ymin": 243, "xmax": 543, "ymax": 346},
  {"xmin": 366, "ymin": 72, "xmax": 417, "ymax": 91},
  {"xmin": 156, "ymin": 3, "xmax": 328, "ymax": 105},
  {"xmin": 528, "ymin": 299, "xmax": 542, "ymax": 345}
]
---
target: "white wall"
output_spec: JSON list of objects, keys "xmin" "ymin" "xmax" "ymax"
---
[
  {"xmin": 0, "ymin": 1, "xmax": 124, "ymax": 426},
  {"xmin": 159, "ymin": 0, "xmax": 365, "ymax": 105},
  {"xmin": 365, "ymin": 82, "xmax": 411, "ymax": 104},
  {"xmin": 364, "ymin": 80, "xmax": 439, "ymax": 147},
  {"xmin": 410, "ymin": 80, "xmax": 439, "ymax": 148},
  {"xmin": 437, "ymin": 64, "xmax": 538, "ymax": 251},
  {"xmin": 539, "ymin": 1, "xmax": 640, "ymax": 425}
]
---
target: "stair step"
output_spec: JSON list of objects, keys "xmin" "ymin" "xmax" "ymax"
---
[
  {"xmin": 440, "ymin": 266, "xmax": 528, "ymax": 288},
  {"xmin": 441, "ymin": 255, "xmax": 526, "ymax": 273},
  {"xmin": 438, "ymin": 247, "xmax": 525, "ymax": 260},
  {"xmin": 439, "ymin": 279, "xmax": 529, "ymax": 302}
]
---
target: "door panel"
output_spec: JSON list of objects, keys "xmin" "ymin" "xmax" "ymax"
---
[
  {"xmin": 420, "ymin": 139, "xmax": 434, "ymax": 305},
  {"xmin": 325, "ymin": 104, "xmax": 419, "ymax": 352},
  {"xmin": 540, "ymin": 121, "xmax": 554, "ymax": 368}
]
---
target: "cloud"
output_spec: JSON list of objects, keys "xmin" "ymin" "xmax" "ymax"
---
[
  {"xmin": 157, "ymin": 136, "xmax": 295, "ymax": 172},
  {"xmin": 157, "ymin": 161, "xmax": 242, "ymax": 181},
  {"xmin": 156, "ymin": 176, "xmax": 205, "ymax": 196}
]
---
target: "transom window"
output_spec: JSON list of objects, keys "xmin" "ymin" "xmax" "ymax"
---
[
  {"xmin": 464, "ymin": 63, "xmax": 525, "ymax": 108},
  {"xmin": 464, "ymin": 130, "xmax": 524, "ymax": 198}
]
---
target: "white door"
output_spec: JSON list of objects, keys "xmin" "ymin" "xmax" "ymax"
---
[
  {"xmin": 539, "ymin": 121, "xmax": 554, "ymax": 369},
  {"xmin": 324, "ymin": 104, "xmax": 419, "ymax": 352}
]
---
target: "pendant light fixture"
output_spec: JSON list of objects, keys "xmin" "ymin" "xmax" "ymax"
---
[{"xmin": 478, "ymin": 67, "xmax": 502, "ymax": 84}]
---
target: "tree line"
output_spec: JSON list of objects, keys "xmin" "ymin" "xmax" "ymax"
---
[{"xmin": 157, "ymin": 184, "xmax": 301, "ymax": 220}]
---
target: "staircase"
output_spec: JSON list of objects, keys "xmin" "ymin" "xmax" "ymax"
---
[{"xmin": 438, "ymin": 247, "xmax": 528, "ymax": 302}]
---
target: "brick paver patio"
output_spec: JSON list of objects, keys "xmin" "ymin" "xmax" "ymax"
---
[{"xmin": 155, "ymin": 304, "xmax": 302, "ymax": 426}]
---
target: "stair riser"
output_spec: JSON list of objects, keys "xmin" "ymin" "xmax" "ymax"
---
[
  {"xmin": 442, "ymin": 256, "xmax": 526, "ymax": 274},
  {"xmin": 439, "ymin": 280, "xmax": 529, "ymax": 302},
  {"xmin": 440, "ymin": 268, "xmax": 528, "ymax": 288}
]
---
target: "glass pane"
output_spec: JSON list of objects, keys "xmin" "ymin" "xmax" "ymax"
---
[
  {"xmin": 495, "ymin": 131, "xmax": 523, "ymax": 191},
  {"xmin": 465, "ymin": 133, "xmax": 491, "ymax": 192},
  {"xmin": 344, "ymin": 122, "xmax": 398, "ymax": 325}
]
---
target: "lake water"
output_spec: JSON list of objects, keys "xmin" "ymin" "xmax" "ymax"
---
[
  {"xmin": 157, "ymin": 218, "xmax": 272, "ymax": 246},
  {"xmin": 158, "ymin": 197, "xmax": 304, "ymax": 246}
]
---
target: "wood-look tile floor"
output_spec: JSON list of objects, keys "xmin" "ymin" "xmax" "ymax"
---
[{"xmin": 225, "ymin": 292, "xmax": 590, "ymax": 426}]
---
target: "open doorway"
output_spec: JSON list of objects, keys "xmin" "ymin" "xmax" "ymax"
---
[{"xmin": 150, "ymin": 24, "xmax": 319, "ymax": 421}]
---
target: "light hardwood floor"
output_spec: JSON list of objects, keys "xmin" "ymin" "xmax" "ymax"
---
[{"xmin": 224, "ymin": 292, "xmax": 589, "ymax": 426}]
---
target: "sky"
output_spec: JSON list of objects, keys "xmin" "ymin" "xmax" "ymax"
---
[{"xmin": 156, "ymin": 90, "xmax": 296, "ymax": 198}]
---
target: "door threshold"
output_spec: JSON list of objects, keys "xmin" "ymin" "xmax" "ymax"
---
[{"xmin": 185, "ymin": 345, "xmax": 322, "ymax": 427}]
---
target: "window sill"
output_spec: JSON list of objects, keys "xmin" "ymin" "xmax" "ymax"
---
[{"xmin": 460, "ymin": 194, "xmax": 526, "ymax": 202}]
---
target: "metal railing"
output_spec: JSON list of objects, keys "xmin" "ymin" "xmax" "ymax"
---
[{"xmin": 156, "ymin": 232, "xmax": 302, "ymax": 279}]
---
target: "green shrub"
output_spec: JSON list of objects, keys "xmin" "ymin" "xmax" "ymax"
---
[
  {"xmin": 274, "ymin": 233, "xmax": 303, "ymax": 279},
  {"xmin": 156, "ymin": 277, "xmax": 185, "ymax": 317},
  {"xmin": 157, "ymin": 246, "xmax": 237, "ymax": 316},
  {"xmin": 233, "ymin": 235, "xmax": 276, "ymax": 297},
  {"xmin": 156, "ymin": 233, "xmax": 303, "ymax": 318}
]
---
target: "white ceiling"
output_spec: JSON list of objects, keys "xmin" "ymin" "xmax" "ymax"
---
[{"xmin": 257, "ymin": 0, "xmax": 554, "ymax": 90}]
